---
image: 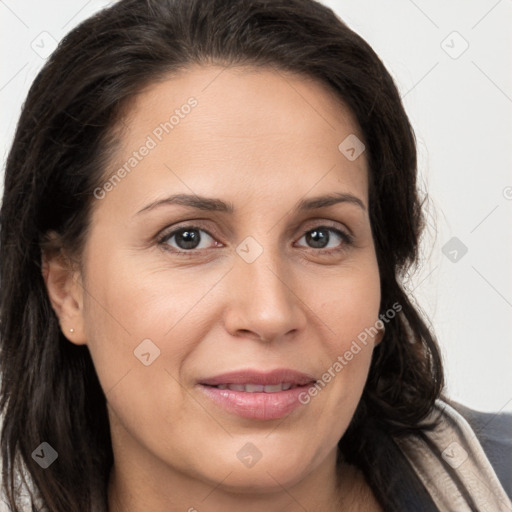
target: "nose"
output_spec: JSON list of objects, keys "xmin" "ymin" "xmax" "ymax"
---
[{"xmin": 222, "ymin": 246, "xmax": 307, "ymax": 343}]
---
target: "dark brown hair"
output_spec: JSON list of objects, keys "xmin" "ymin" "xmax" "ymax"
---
[{"xmin": 0, "ymin": 0, "xmax": 444, "ymax": 510}]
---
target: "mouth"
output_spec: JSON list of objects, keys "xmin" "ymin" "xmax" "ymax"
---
[
  {"xmin": 205, "ymin": 382, "xmax": 301, "ymax": 392},
  {"xmin": 198, "ymin": 369, "xmax": 317, "ymax": 420}
]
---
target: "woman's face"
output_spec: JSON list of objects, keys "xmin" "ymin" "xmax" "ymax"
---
[{"xmin": 70, "ymin": 65, "xmax": 381, "ymax": 497}]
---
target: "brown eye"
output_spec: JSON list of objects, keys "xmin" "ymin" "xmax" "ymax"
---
[
  {"xmin": 296, "ymin": 226, "xmax": 353, "ymax": 252},
  {"xmin": 160, "ymin": 226, "xmax": 219, "ymax": 252}
]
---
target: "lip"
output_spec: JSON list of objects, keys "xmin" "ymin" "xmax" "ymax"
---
[
  {"xmin": 198, "ymin": 369, "xmax": 317, "ymax": 420},
  {"xmin": 199, "ymin": 368, "xmax": 316, "ymax": 387}
]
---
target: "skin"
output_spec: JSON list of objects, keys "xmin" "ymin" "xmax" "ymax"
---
[{"xmin": 43, "ymin": 65, "xmax": 384, "ymax": 512}]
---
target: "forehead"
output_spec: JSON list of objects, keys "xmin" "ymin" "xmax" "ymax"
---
[{"xmin": 100, "ymin": 64, "xmax": 369, "ymax": 214}]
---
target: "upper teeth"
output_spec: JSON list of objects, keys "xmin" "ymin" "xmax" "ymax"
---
[{"xmin": 214, "ymin": 383, "xmax": 294, "ymax": 392}]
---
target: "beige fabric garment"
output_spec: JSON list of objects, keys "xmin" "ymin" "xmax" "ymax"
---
[{"xmin": 395, "ymin": 399, "xmax": 512, "ymax": 512}]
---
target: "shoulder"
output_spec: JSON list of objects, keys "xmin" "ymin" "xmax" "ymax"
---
[{"xmin": 445, "ymin": 398, "xmax": 512, "ymax": 501}]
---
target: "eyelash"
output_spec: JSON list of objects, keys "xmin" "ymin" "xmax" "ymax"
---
[{"xmin": 156, "ymin": 223, "xmax": 355, "ymax": 257}]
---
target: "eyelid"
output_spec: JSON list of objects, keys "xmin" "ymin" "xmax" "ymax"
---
[
  {"xmin": 294, "ymin": 225, "xmax": 354, "ymax": 252},
  {"xmin": 156, "ymin": 223, "xmax": 220, "ymax": 253},
  {"xmin": 156, "ymin": 219, "xmax": 355, "ymax": 255},
  {"xmin": 299, "ymin": 218, "xmax": 352, "ymax": 234}
]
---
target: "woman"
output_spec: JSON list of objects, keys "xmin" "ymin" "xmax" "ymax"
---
[{"xmin": 0, "ymin": 0, "xmax": 510, "ymax": 511}]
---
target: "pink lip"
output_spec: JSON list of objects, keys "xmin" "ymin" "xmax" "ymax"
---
[{"xmin": 198, "ymin": 369, "xmax": 317, "ymax": 420}]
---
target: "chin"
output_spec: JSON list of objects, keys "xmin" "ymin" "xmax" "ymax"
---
[
  {"xmin": 210, "ymin": 464, "xmax": 308, "ymax": 494},
  {"xmin": 193, "ymin": 442, "xmax": 320, "ymax": 492}
]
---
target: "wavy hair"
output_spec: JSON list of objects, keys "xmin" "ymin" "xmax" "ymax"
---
[{"xmin": 0, "ymin": 0, "xmax": 444, "ymax": 510}]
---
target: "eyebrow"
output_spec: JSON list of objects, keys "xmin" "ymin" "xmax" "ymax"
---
[{"xmin": 136, "ymin": 192, "xmax": 366, "ymax": 215}]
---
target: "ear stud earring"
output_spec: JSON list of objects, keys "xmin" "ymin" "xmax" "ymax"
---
[{"xmin": 69, "ymin": 328, "xmax": 75, "ymax": 333}]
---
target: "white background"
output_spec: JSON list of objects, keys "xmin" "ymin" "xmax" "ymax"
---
[{"xmin": 1, "ymin": 0, "xmax": 511, "ymax": 413}]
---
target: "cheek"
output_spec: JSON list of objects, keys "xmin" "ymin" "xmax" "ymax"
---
[
  {"xmin": 82, "ymin": 229, "xmax": 381, "ymax": 399},
  {"xmin": 79, "ymin": 245, "xmax": 230, "ymax": 441},
  {"xmin": 80, "ymin": 259, "xmax": 202, "ymax": 461},
  {"xmin": 304, "ymin": 259, "xmax": 380, "ymax": 414},
  {"xmin": 312, "ymin": 257, "xmax": 381, "ymax": 348},
  {"xmin": 81, "ymin": 243, "xmax": 210, "ymax": 350}
]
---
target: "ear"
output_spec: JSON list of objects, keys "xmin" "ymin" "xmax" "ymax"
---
[
  {"xmin": 374, "ymin": 324, "xmax": 386, "ymax": 347},
  {"xmin": 41, "ymin": 241, "xmax": 87, "ymax": 346}
]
